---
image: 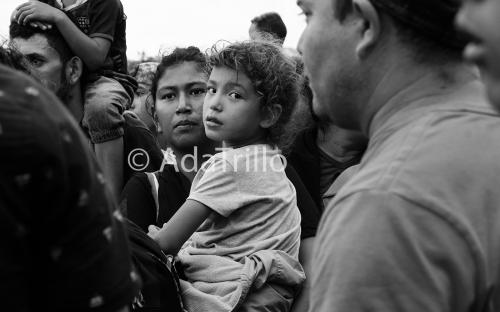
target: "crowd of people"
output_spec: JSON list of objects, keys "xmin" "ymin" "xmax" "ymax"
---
[{"xmin": 1, "ymin": 0, "xmax": 500, "ymax": 311}]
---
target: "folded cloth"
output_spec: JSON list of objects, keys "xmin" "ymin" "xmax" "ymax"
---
[{"xmin": 178, "ymin": 249, "xmax": 305, "ymax": 312}]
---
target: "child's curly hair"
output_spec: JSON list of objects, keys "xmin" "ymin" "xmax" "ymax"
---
[{"xmin": 208, "ymin": 41, "xmax": 300, "ymax": 152}]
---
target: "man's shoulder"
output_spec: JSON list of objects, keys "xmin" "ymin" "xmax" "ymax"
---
[
  {"xmin": 368, "ymin": 99, "xmax": 500, "ymax": 174},
  {"xmin": 335, "ymin": 102, "xmax": 500, "ymax": 223}
]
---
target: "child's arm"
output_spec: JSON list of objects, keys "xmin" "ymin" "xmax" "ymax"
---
[
  {"xmin": 148, "ymin": 199, "xmax": 212, "ymax": 255},
  {"xmin": 14, "ymin": 1, "xmax": 110, "ymax": 71}
]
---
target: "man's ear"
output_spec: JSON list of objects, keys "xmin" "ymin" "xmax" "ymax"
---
[
  {"xmin": 352, "ymin": 0, "xmax": 381, "ymax": 59},
  {"xmin": 65, "ymin": 56, "xmax": 83, "ymax": 85},
  {"xmin": 260, "ymin": 104, "xmax": 283, "ymax": 129}
]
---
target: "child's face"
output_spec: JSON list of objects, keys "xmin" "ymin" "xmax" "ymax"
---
[{"xmin": 204, "ymin": 66, "xmax": 265, "ymax": 148}]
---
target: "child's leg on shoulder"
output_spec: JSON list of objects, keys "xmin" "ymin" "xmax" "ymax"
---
[
  {"xmin": 237, "ymin": 283, "xmax": 294, "ymax": 312},
  {"xmin": 82, "ymin": 76, "xmax": 130, "ymax": 200}
]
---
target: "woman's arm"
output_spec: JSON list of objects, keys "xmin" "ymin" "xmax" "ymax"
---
[
  {"xmin": 148, "ymin": 199, "xmax": 211, "ymax": 255},
  {"xmin": 120, "ymin": 174, "xmax": 157, "ymax": 232}
]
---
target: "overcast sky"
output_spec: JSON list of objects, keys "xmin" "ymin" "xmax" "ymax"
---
[{"xmin": 0, "ymin": 0, "xmax": 306, "ymax": 60}]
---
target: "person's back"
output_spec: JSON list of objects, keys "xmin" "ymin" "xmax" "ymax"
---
[{"xmin": 0, "ymin": 63, "xmax": 139, "ymax": 311}]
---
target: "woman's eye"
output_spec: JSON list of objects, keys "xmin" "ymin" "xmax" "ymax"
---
[
  {"xmin": 161, "ymin": 93, "xmax": 175, "ymax": 100},
  {"xmin": 229, "ymin": 92, "xmax": 243, "ymax": 100},
  {"xmin": 207, "ymin": 87, "xmax": 216, "ymax": 94}
]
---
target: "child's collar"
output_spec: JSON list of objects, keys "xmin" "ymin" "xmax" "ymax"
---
[{"xmin": 55, "ymin": 0, "xmax": 88, "ymax": 10}]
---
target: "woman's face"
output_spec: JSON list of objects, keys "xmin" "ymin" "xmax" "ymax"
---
[{"xmin": 154, "ymin": 61, "xmax": 209, "ymax": 152}]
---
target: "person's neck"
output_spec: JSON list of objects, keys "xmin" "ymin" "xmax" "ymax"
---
[
  {"xmin": 222, "ymin": 133, "xmax": 268, "ymax": 150},
  {"xmin": 65, "ymin": 84, "xmax": 84, "ymax": 122},
  {"xmin": 360, "ymin": 55, "xmax": 478, "ymax": 136},
  {"xmin": 316, "ymin": 124, "xmax": 367, "ymax": 162},
  {"xmin": 172, "ymin": 141, "xmax": 219, "ymax": 182}
]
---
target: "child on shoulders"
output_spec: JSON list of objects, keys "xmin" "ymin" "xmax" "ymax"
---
[{"xmin": 13, "ymin": 0, "xmax": 135, "ymax": 199}]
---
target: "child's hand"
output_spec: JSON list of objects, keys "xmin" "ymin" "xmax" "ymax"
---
[
  {"xmin": 15, "ymin": 1, "xmax": 63, "ymax": 25},
  {"xmin": 11, "ymin": 6, "xmax": 52, "ymax": 29},
  {"xmin": 147, "ymin": 225, "xmax": 162, "ymax": 241},
  {"xmin": 30, "ymin": 21, "xmax": 53, "ymax": 30},
  {"xmin": 10, "ymin": 8, "xmax": 19, "ymax": 22}
]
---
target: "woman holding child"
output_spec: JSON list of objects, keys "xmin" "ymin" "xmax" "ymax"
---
[{"xmin": 121, "ymin": 42, "xmax": 319, "ymax": 311}]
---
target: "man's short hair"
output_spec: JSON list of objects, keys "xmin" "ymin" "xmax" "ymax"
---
[
  {"xmin": 251, "ymin": 12, "xmax": 287, "ymax": 43},
  {"xmin": 9, "ymin": 22, "xmax": 74, "ymax": 64},
  {"xmin": 334, "ymin": 0, "xmax": 465, "ymax": 63}
]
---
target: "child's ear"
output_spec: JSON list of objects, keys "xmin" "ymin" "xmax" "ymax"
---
[{"xmin": 260, "ymin": 104, "xmax": 282, "ymax": 129}]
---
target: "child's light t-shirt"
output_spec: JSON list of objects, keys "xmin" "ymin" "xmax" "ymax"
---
[{"xmin": 180, "ymin": 144, "xmax": 304, "ymax": 312}]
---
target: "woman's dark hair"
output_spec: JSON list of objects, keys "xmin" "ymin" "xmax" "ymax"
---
[
  {"xmin": 209, "ymin": 41, "xmax": 300, "ymax": 152},
  {"xmin": 150, "ymin": 46, "xmax": 209, "ymax": 101}
]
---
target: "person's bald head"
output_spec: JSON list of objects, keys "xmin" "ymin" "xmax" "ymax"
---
[{"xmin": 332, "ymin": 0, "xmax": 466, "ymax": 62}]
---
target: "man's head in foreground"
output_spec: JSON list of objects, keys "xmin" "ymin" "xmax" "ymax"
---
[{"xmin": 297, "ymin": 0, "xmax": 468, "ymax": 132}]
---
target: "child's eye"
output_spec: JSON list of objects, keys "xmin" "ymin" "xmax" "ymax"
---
[
  {"xmin": 160, "ymin": 93, "xmax": 175, "ymax": 101},
  {"xmin": 191, "ymin": 88, "xmax": 207, "ymax": 96},
  {"xmin": 229, "ymin": 92, "xmax": 243, "ymax": 100},
  {"xmin": 207, "ymin": 87, "xmax": 216, "ymax": 94}
]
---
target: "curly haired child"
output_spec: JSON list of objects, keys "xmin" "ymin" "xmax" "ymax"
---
[{"xmin": 148, "ymin": 41, "xmax": 305, "ymax": 312}]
